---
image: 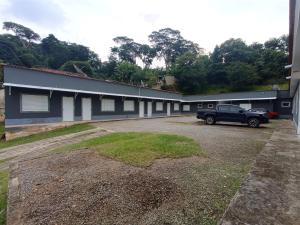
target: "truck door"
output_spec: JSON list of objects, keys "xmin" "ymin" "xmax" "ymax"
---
[
  {"xmin": 229, "ymin": 105, "xmax": 246, "ymax": 122},
  {"xmin": 217, "ymin": 105, "xmax": 231, "ymax": 121}
]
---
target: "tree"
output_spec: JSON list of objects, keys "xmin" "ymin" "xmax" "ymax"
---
[
  {"xmin": 226, "ymin": 62, "xmax": 258, "ymax": 91},
  {"xmin": 110, "ymin": 36, "xmax": 140, "ymax": 64},
  {"xmin": 59, "ymin": 61, "xmax": 93, "ymax": 75},
  {"xmin": 173, "ymin": 52, "xmax": 209, "ymax": 94},
  {"xmin": 3, "ymin": 22, "xmax": 40, "ymax": 47},
  {"xmin": 207, "ymin": 63, "xmax": 228, "ymax": 85},
  {"xmin": 149, "ymin": 28, "xmax": 200, "ymax": 70},
  {"xmin": 211, "ymin": 38, "xmax": 254, "ymax": 64},
  {"xmin": 264, "ymin": 35, "xmax": 288, "ymax": 53},
  {"xmin": 113, "ymin": 62, "xmax": 142, "ymax": 83},
  {"xmin": 137, "ymin": 44, "xmax": 156, "ymax": 68}
]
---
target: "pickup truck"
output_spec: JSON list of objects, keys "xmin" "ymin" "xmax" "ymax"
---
[{"xmin": 196, "ymin": 104, "xmax": 269, "ymax": 128}]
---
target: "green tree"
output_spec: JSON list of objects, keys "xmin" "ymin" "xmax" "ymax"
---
[
  {"xmin": 60, "ymin": 61, "xmax": 93, "ymax": 75},
  {"xmin": 211, "ymin": 38, "xmax": 254, "ymax": 64},
  {"xmin": 226, "ymin": 62, "xmax": 258, "ymax": 91},
  {"xmin": 149, "ymin": 28, "xmax": 200, "ymax": 70},
  {"xmin": 137, "ymin": 44, "xmax": 157, "ymax": 68},
  {"xmin": 173, "ymin": 52, "xmax": 209, "ymax": 94},
  {"xmin": 111, "ymin": 36, "xmax": 140, "ymax": 64},
  {"xmin": 113, "ymin": 62, "xmax": 142, "ymax": 83},
  {"xmin": 3, "ymin": 22, "xmax": 40, "ymax": 47}
]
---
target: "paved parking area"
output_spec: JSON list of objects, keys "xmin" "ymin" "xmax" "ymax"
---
[{"xmin": 7, "ymin": 116, "xmax": 277, "ymax": 225}]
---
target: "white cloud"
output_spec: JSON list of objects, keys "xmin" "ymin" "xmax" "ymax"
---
[{"xmin": 0, "ymin": 0, "xmax": 289, "ymax": 62}]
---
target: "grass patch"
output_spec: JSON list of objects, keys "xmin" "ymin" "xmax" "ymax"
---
[
  {"xmin": 251, "ymin": 83, "xmax": 289, "ymax": 91},
  {"xmin": 0, "ymin": 123, "xmax": 94, "ymax": 150},
  {"xmin": 0, "ymin": 171, "xmax": 8, "ymax": 225},
  {"xmin": 55, "ymin": 132, "xmax": 203, "ymax": 167},
  {"xmin": 0, "ymin": 123, "xmax": 4, "ymax": 137}
]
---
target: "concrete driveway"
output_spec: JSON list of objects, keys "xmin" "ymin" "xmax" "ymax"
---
[{"xmin": 7, "ymin": 116, "xmax": 277, "ymax": 225}]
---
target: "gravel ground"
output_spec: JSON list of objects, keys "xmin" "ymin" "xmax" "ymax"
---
[{"xmin": 7, "ymin": 116, "xmax": 276, "ymax": 225}]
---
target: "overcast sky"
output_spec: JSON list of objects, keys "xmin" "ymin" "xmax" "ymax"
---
[{"xmin": 0, "ymin": 0, "xmax": 289, "ymax": 61}]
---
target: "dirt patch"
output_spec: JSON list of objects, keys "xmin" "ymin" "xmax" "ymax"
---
[{"xmin": 8, "ymin": 150, "xmax": 184, "ymax": 225}]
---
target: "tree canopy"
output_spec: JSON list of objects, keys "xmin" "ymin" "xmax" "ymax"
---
[{"xmin": 0, "ymin": 21, "xmax": 289, "ymax": 94}]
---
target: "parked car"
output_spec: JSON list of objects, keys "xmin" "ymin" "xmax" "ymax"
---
[
  {"xmin": 196, "ymin": 104, "xmax": 269, "ymax": 128},
  {"xmin": 248, "ymin": 108, "xmax": 279, "ymax": 119}
]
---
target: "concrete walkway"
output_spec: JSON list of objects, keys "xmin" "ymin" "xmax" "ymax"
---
[
  {"xmin": 0, "ymin": 127, "xmax": 108, "ymax": 171},
  {"xmin": 219, "ymin": 120, "xmax": 300, "ymax": 225}
]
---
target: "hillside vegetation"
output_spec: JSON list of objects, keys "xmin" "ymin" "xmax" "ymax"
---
[{"xmin": 0, "ymin": 22, "xmax": 289, "ymax": 94}]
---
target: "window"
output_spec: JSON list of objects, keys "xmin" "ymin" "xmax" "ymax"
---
[
  {"xmin": 208, "ymin": 104, "xmax": 214, "ymax": 109},
  {"xmin": 21, "ymin": 94, "xmax": 49, "ymax": 112},
  {"xmin": 197, "ymin": 103, "xmax": 203, "ymax": 109},
  {"xmin": 218, "ymin": 105, "xmax": 230, "ymax": 112},
  {"xmin": 281, "ymin": 101, "xmax": 291, "ymax": 108},
  {"xmin": 183, "ymin": 104, "xmax": 190, "ymax": 111},
  {"xmin": 101, "ymin": 99, "xmax": 115, "ymax": 111},
  {"xmin": 174, "ymin": 103, "xmax": 179, "ymax": 111},
  {"xmin": 230, "ymin": 106, "xmax": 242, "ymax": 112},
  {"xmin": 156, "ymin": 102, "xmax": 163, "ymax": 111},
  {"xmin": 124, "ymin": 100, "xmax": 135, "ymax": 111}
]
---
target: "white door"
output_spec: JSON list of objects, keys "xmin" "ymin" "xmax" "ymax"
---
[
  {"xmin": 62, "ymin": 97, "xmax": 74, "ymax": 121},
  {"xmin": 240, "ymin": 103, "xmax": 252, "ymax": 110},
  {"xmin": 82, "ymin": 98, "xmax": 92, "ymax": 121},
  {"xmin": 167, "ymin": 103, "xmax": 171, "ymax": 116},
  {"xmin": 147, "ymin": 102, "xmax": 152, "ymax": 117},
  {"xmin": 139, "ymin": 101, "xmax": 144, "ymax": 118}
]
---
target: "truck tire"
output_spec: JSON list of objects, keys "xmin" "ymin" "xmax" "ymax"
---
[
  {"xmin": 248, "ymin": 118, "xmax": 260, "ymax": 128},
  {"xmin": 205, "ymin": 116, "xmax": 215, "ymax": 125}
]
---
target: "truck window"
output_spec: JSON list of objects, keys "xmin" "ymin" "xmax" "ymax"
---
[
  {"xmin": 230, "ymin": 106, "xmax": 242, "ymax": 112},
  {"xmin": 218, "ymin": 105, "xmax": 230, "ymax": 111}
]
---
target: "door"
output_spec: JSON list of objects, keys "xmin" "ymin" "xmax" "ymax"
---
[
  {"xmin": 167, "ymin": 103, "xmax": 171, "ymax": 116},
  {"xmin": 139, "ymin": 101, "xmax": 144, "ymax": 118},
  {"xmin": 62, "ymin": 97, "xmax": 74, "ymax": 122},
  {"xmin": 82, "ymin": 98, "xmax": 92, "ymax": 121},
  {"xmin": 240, "ymin": 103, "xmax": 252, "ymax": 110},
  {"xmin": 147, "ymin": 102, "xmax": 152, "ymax": 117},
  {"xmin": 217, "ymin": 105, "xmax": 231, "ymax": 121},
  {"xmin": 229, "ymin": 105, "xmax": 245, "ymax": 122}
]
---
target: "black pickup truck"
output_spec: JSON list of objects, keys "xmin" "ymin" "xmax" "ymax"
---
[{"xmin": 197, "ymin": 104, "xmax": 269, "ymax": 128}]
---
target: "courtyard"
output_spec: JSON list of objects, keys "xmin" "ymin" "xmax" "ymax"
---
[{"xmin": 5, "ymin": 116, "xmax": 278, "ymax": 225}]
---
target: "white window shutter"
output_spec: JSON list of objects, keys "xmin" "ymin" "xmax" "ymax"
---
[{"xmin": 21, "ymin": 94, "xmax": 49, "ymax": 112}]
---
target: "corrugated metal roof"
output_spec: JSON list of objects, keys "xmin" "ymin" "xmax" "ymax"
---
[
  {"xmin": 182, "ymin": 91, "xmax": 277, "ymax": 102},
  {"xmin": 2, "ymin": 64, "xmax": 279, "ymax": 102}
]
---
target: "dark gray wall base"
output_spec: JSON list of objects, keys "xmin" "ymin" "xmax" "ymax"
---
[{"xmin": 5, "ymin": 117, "xmax": 61, "ymax": 126}]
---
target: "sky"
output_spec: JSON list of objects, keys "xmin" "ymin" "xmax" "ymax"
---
[{"xmin": 0, "ymin": 0, "xmax": 289, "ymax": 62}]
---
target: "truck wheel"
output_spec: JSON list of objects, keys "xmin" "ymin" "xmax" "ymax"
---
[
  {"xmin": 205, "ymin": 116, "xmax": 215, "ymax": 125},
  {"xmin": 248, "ymin": 118, "xmax": 260, "ymax": 128}
]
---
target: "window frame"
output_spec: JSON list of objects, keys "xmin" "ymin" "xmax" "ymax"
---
[
  {"xmin": 101, "ymin": 98, "xmax": 115, "ymax": 112},
  {"xmin": 183, "ymin": 104, "xmax": 190, "ymax": 111},
  {"xmin": 20, "ymin": 93, "xmax": 50, "ymax": 113},
  {"xmin": 173, "ymin": 103, "xmax": 180, "ymax": 111},
  {"xmin": 156, "ymin": 102, "xmax": 163, "ymax": 111},
  {"xmin": 197, "ymin": 103, "xmax": 203, "ymax": 109},
  {"xmin": 123, "ymin": 100, "xmax": 135, "ymax": 112},
  {"xmin": 281, "ymin": 101, "xmax": 291, "ymax": 108},
  {"xmin": 207, "ymin": 103, "xmax": 214, "ymax": 109}
]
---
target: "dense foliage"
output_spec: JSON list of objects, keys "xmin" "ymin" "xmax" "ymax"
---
[{"xmin": 0, "ymin": 22, "xmax": 288, "ymax": 94}]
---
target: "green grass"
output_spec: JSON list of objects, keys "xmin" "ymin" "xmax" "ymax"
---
[
  {"xmin": 251, "ymin": 83, "xmax": 289, "ymax": 91},
  {"xmin": 55, "ymin": 132, "xmax": 203, "ymax": 167},
  {"xmin": 0, "ymin": 123, "xmax": 4, "ymax": 137},
  {"xmin": 203, "ymin": 83, "xmax": 289, "ymax": 95},
  {"xmin": 0, "ymin": 171, "xmax": 8, "ymax": 225},
  {"xmin": 0, "ymin": 123, "xmax": 94, "ymax": 150}
]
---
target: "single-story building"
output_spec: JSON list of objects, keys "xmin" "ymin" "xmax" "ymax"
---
[
  {"xmin": 1, "ymin": 64, "xmax": 293, "ymax": 138},
  {"xmin": 289, "ymin": 0, "xmax": 300, "ymax": 135}
]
